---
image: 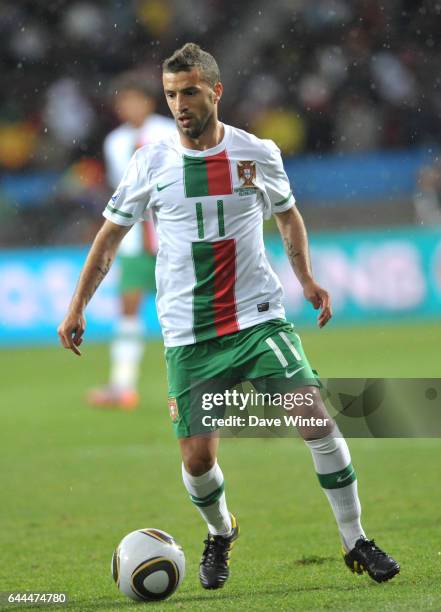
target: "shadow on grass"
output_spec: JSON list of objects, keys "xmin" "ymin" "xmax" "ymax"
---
[
  {"xmin": 77, "ymin": 578, "xmax": 404, "ymax": 611},
  {"xmin": 294, "ymin": 555, "xmax": 336, "ymax": 565}
]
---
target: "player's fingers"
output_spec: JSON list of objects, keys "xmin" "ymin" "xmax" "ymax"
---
[
  {"xmin": 58, "ymin": 325, "xmax": 82, "ymax": 356},
  {"xmin": 322, "ymin": 294, "xmax": 332, "ymax": 314},
  {"xmin": 68, "ymin": 337, "xmax": 82, "ymax": 356},
  {"xmin": 318, "ymin": 303, "xmax": 332, "ymax": 327},
  {"xmin": 72, "ymin": 326, "xmax": 84, "ymax": 345},
  {"xmin": 57, "ymin": 324, "xmax": 70, "ymax": 347},
  {"xmin": 317, "ymin": 291, "xmax": 332, "ymax": 327},
  {"xmin": 70, "ymin": 327, "xmax": 83, "ymax": 355},
  {"xmin": 318, "ymin": 308, "xmax": 331, "ymax": 327},
  {"xmin": 308, "ymin": 293, "xmax": 321, "ymax": 309}
]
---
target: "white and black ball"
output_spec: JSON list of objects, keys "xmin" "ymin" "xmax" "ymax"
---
[{"xmin": 112, "ymin": 528, "xmax": 185, "ymax": 602}]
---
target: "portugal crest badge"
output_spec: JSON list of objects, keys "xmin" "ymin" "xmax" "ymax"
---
[
  {"xmin": 168, "ymin": 397, "xmax": 178, "ymax": 422},
  {"xmin": 237, "ymin": 160, "xmax": 257, "ymax": 188}
]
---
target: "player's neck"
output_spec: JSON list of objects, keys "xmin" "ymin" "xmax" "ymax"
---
[{"xmin": 179, "ymin": 120, "xmax": 224, "ymax": 151}]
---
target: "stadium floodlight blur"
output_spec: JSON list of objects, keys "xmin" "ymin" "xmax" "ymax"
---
[{"xmin": 0, "ymin": 1, "xmax": 440, "ymax": 346}]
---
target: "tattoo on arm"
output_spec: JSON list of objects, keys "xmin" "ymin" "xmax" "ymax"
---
[
  {"xmin": 282, "ymin": 236, "xmax": 312, "ymax": 285},
  {"xmin": 96, "ymin": 258, "xmax": 112, "ymax": 278},
  {"xmin": 276, "ymin": 209, "xmax": 313, "ymax": 286},
  {"xmin": 283, "ymin": 237, "xmax": 301, "ymax": 267},
  {"xmin": 85, "ymin": 257, "xmax": 112, "ymax": 305}
]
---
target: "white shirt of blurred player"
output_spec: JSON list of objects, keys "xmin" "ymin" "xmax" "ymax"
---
[{"xmin": 104, "ymin": 113, "xmax": 176, "ymax": 255}]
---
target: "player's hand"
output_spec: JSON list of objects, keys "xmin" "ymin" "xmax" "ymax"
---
[
  {"xmin": 57, "ymin": 310, "xmax": 86, "ymax": 356},
  {"xmin": 303, "ymin": 280, "xmax": 332, "ymax": 328}
]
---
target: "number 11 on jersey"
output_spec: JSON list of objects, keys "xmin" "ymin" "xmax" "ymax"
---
[{"xmin": 195, "ymin": 200, "xmax": 225, "ymax": 239}]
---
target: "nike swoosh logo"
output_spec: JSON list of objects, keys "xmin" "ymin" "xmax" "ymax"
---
[
  {"xmin": 157, "ymin": 180, "xmax": 179, "ymax": 192},
  {"xmin": 337, "ymin": 469, "xmax": 355, "ymax": 483},
  {"xmin": 285, "ymin": 365, "xmax": 305, "ymax": 378}
]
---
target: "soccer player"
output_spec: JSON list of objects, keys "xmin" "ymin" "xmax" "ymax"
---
[
  {"xmin": 58, "ymin": 43, "xmax": 400, "ymax": 590},
  {"xmin": 88, "ymin": 71, "xmax": 176, "ymax": 410}
]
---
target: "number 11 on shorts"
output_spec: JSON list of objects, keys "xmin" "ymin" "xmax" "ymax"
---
[{"xmin": 266, "ymin": 331, "xmax": 302, "ymax": 366}]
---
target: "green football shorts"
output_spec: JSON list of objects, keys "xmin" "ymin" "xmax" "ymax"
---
[
  {"xmin": 165, "ymin": 318, "xmax": 320, "ymax": 438},
  {"xmin": 119, "ymin": 254, "xmax": 156, "ymax": 294}
]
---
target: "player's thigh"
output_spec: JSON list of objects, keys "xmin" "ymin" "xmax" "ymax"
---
[
  {"xmin": 165, "ymin": 341, "xmax": 237, "ymax": 439},
  {"xmin": 236, "ymin": 320, "xmax": 334, "ymax": 438},
  {"xmin": 239, "ymin": 319, "xmax": 319, "ymax": 389}
]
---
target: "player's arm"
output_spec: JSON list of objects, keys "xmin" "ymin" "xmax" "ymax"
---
[
  {"xmin": 274, "ymin": 206, "xmax": 332, "ymax": 328},
  {"xmin": 57, "ymin": 220, "xmax": 130, "ymax": 355}
]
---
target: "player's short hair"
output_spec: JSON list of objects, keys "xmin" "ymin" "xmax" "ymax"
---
[
  {"xmin": 162, "ymin": 43, "xmax": 220, "ymax": 87},
  {"xmin": 110, "ymin": 70, "xmax": 158, "ymax": 99}
]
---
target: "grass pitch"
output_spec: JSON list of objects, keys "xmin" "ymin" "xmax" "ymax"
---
[{"xmin": 1, "ymin": 322, "xmax": 440, "ymax": 610}]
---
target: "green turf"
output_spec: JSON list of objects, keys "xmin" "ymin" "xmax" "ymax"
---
[{"xmin": 0, "ymin": 323, "xmax": 440, "ymax": 610}]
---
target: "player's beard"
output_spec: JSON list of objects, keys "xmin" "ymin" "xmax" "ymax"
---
[{"xmin": 176, "ymin": 109, "xmax": 213, "ymax": 139}]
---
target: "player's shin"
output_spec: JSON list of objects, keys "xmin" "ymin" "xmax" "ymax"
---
[
  {"xmin": 182, "ymin": 462, "xmax": 232, "ymax": 536},
  {"xmin": 304, "ymin": 427, "xmax": 366, "ymax": 551},
  {"xmin": 110, "ymin": 316, "xmax": 144, "ymax": 391}
]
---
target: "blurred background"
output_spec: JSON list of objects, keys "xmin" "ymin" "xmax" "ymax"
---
[{"xmin": 1, "ymin": 0, "xmax": 441, "ymax": 344}]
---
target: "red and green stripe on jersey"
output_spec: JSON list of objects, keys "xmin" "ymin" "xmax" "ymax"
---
[
  {"xmin": 184, "ymin": 150, "xmax": 233, "ymax": 198},
  {"xmin": 185, "ymin": 150, "xmax": 237, "ymax": 341},
  {"xmin": 191, "ymin": 239, "xmax": 238, "ymax": 342}
]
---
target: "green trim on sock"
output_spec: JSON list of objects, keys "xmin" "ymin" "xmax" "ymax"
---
[
  {"xmin": 317, "ymin": 463, "xmax": 356, "ymax": 489},
  {"xmin": 190, "ymin": 482, "xmax": 225, "ymax": 507}
]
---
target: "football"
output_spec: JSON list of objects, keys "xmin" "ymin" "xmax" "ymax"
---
[{"xmin": 111, "ymin": 528, "xmax": 185, "ymax": 602}]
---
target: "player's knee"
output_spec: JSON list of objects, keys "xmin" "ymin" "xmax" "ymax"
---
[
  {"xmin": 180, "ymin": 434, "xmax": 218, "ymax": 476},
  {"xmin": 121, "ymin": 290, "xmax": 142, "ymax": 315},
  {"xmin": 303, "ymin": 421, "xmax": 341, "ymax": 444},
  {"xmin": 183, "ymin": 455, "xmax": 216, "ymax": 476},
  {"xmin": 290, "ymin": 388, "xmax": 335, "ymax": 440}
]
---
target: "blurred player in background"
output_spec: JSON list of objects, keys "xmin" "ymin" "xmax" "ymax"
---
[{"xmin": 88, "ymin": 72, "xmax": 176, "ymax": 410}]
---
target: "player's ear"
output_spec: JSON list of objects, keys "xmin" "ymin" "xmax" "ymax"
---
[{"xmin": 213, "ymin": 81, "xmax": 223, "ymax": 104}]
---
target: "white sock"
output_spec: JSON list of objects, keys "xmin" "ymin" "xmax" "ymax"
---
[
  {"xmin": 305, "ymin": 428, "xmax": 366, "ymax": 550},
  {"xmin": 182, "ymin": 463, "xmax": 232, "ymax": 536},
  {"xmin": 110, "ymin": 316, "xmax": 144, "ymax": 391}
]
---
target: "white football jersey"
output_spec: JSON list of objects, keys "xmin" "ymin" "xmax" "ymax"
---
[
  {"xmin": 103, "ymin": 124, "xmax": 295, "ymax": 346},
  {"xmin": 104, "ymin": 113, "xmax": 176, "ymax": 256}
]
